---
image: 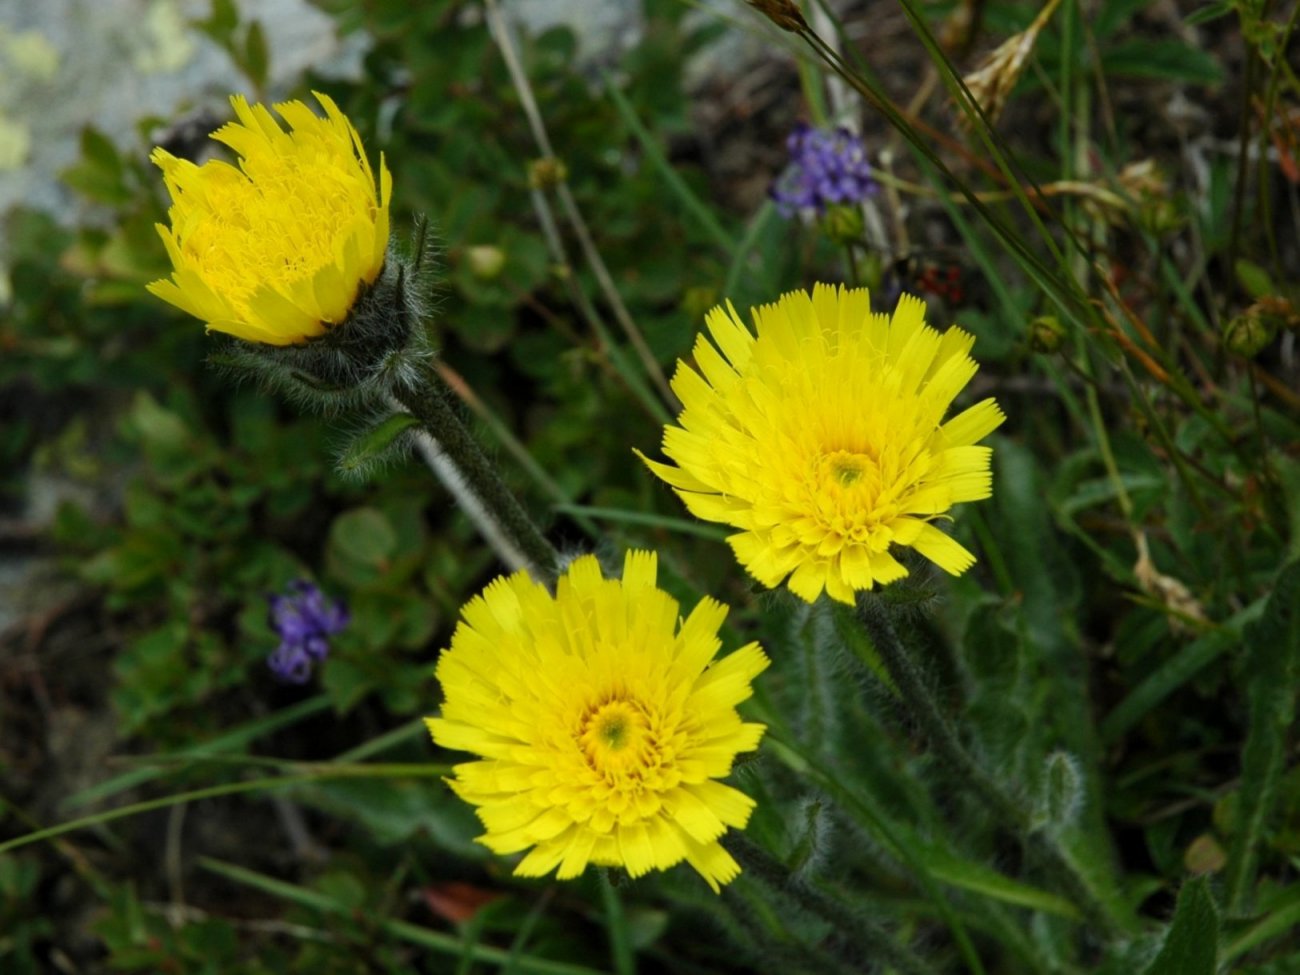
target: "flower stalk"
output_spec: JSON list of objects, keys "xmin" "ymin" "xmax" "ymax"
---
[
  {"xmin": 392, "ymin": 362, "xmax": 559, "ymax": 581},
  {"xmin": 726, "ymin": 833, "xmax": 932, "ymax": 975},
  {"xmin": 852, "ymin": 596, "xmax": 1128, "ymax": 937}
]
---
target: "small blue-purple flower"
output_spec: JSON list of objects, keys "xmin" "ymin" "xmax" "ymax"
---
[
  {"xmin": 266, "ymin": 580, "xmax": 349, "ymax": 684},
  {"xmin": 771, "ymin": 123, "xmax": 876, "ymax": 216}
]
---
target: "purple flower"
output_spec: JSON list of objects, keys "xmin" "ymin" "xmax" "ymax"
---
[
  {"xmin": 266, "ymin": 580, "xmax": 349, "ymax": 684},
  {"xmin": 770, "ymin": 123, "xmax": 876, "ymax": 216}
]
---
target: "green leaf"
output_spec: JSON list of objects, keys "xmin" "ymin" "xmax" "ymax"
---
[
  {"xmin": 129, "ymin": 391, "xmax": 189, "ymax": 453},
  {"xmin": 962, "ymin": 599, "xmax": 1021, "ymax": 685},
  {"xmin": 1184, "ymin": 1, "xmax": 1233, "ymax": 26},
  {"xmin": 1225, "ymin": 561, "xmax": 1300, "ymax": 910},
  {"xmin": 329, "ymin": 507, "xmax": 397, "ymax": 569},
  {"xmin": 1235, "ymin": 258, "xmax": 1277, "ymax": 300},
  {"xmin": 1099, "ymin": 40, "xmax": 1224, "ymax": 86},
  {"xmin": 243, "ymin": 21, "xmax": 270, "ymax": 88},
  {"xmin": 1101, "ymin": 597, "xmax": 1265, "ymax": 743},
  {"xmin": 1222, "ymin": 882, "xmax": 1300, "ymax": 962},
  {"xmin": 80, "ymin": 127, "xmax": 123, "ymax": 180},
  {"xmin": 603, "ymin": 72, "xmax": 736, "ymax": 254},
  {"xmin": 1140, "ymin": 877, "xmax": 1218, "ymax": 975},
  {"xmin": 336, "ymin": 413, "xmax": 420, "ymax": 476},
  {"xmin": 914, "ymin": 839, "xmax": 1081, "ymax": 920},
  {"xmin": 303, "ymin": 777, "xmax": 481, "ymax": 850},
  {"xmin": 195, "ymin": 0, "xmax": 239, "ymax": 42},
  {"xmin": 1092, "ymin": 0, "xmax": 1151, "ymax": 38}
]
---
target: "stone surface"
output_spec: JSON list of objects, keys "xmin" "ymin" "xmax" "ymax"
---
[{"xmin": 0, "ymin": 0, "xmax": 358, "ymax": 226}]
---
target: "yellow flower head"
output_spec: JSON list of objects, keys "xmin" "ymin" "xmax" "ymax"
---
[
  {"xmin": 147, "ymin": 92, "xmax": 391, "ymax": 346},
  {"xmin": 638, "ymin": 284, "xmax": 1006, "ymax": 605},
  {"xmin": 426, "ymin": 551, "xmax": 769, "ymax": 892}
]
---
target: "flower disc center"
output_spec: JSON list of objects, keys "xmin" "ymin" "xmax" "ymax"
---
[
  {"xmin": 820, "ymin": 449, "xmax": 879, "ymax": 492},
  {"xmin": 579, "ymin": 700, "xmax": 654, "ymax": 773}
]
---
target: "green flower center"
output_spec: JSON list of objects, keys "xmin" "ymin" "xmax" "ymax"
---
[{"xmin": 579, "ymin": 699, "xmax": 658, "ymax": 778}]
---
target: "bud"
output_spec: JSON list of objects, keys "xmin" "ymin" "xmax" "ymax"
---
[
  {"xmin": 787, "ymin": 797, "xmax": 832, "ymax": 880},
  {"xmin": 819, "ymin": 203, "xmax": 865, "ymax": 245},
  {"xmin": 527, "ymin": 156, "xmax": 568, "ymax": 190},
  {"xmin": 465, "ymin": 245, "xmax": 506, "ymax": 281},
  {"xmin": 960, "ymin": 0, "xmax": 1062, "ymax": 128},
  {"xmin": 1183, "ymin": 834, "xmax": 1227, "ymax": 876},
  {"xmin": 1027, "ymin": 314, "xmax": 1066, "ymax": 353},
  {"xmin": 1031, "ymin": 750, "xmax": 1083, "ymax": 833},
  {"xmin": 1224, "ymin": 305, "xmax": 1278, "ymax": 358},
  {"xmin": 146, "ymin": 92, "xmax": 436, "ymax": 410},
  {"xmin": 1138, "ymin": 197, "xmax": 1184, "ymax": 236},
  {"xmin": 745, "ymin": 0, "xmax": 808, "ymax": 32},
  {"xmin": 1116, "ymin": 158, "xmax": 1168, "ymax": 199}
]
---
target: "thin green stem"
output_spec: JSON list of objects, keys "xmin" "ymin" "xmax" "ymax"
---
[
  {"xmin": 0, "ymin": 765, "xmax": 447, "ymax": 856},
  {"xmin": 201, "ymin": 858, "xmax": 602, "ymax": 975},
  {"xmin": 483, "ymin": 0, "xmax": 676, "ymax": 412},
  {"xmin": 599, "ymin": 874, "xmax": 636, "ymax": 975},
  {"xmin": 394, "ymin": 362, "xmax": 559, "ymax": 580},
  {"xmin": 854, "ymin": 598, "xmax": 1129, "ymax": 938}
]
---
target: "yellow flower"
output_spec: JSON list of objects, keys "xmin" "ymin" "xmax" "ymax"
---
[
  {"xmin": 147, "ymin": 92, "xmax": 391, "ymax": 346},
  {"xmin": 426, "ymin": 551, "xmax": 768, "ymax": 892},
  {"xmin": 638, "ymin": 284, "xmax": 1005, "ymax": 605}
]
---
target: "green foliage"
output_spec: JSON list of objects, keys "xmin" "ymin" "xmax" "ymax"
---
[
  {"xmin": 1141, "ymin": 877, "xmax": 1219, "ymax": 975},
  {"xmin": 4, "ymin": 0, "xmax": 1300, "ymax": 971}
]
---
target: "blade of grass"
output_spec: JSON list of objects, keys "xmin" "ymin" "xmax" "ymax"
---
[
  {"xmin": 0, "ymin": 764, "xmax": 449, "ymax": 856},
  {"xmin": 483, "ymin": 0, "xmax": 676, "ymax": 412},
  {"xmin": 199, "ymin": 858, "xmax": 605, "ymax": 975},
  {"xmin": 435, "ymin": 361, "xmax": 599, "ymax": 538},
  {"xmin": 1225, "ymin": 562, "xmax": 1300, "ymax": 911},
  {"xmin": 603, "ymin": 73, "xmax": 737, "ymax": 254},
  {"xmin": 796, "ymin": 30, "xmax": 1094, "ymax": 335},
  {"xmin": 722, "ymin": 200, "xmax": 776, "ymax": 300},
  {"xmin": 525, "ymin": 179, "xmax": 671, "ymax": 425},
  {"xmin": 552, "ymin": 503, "xmax": 729, "ymax": 541},
  {"xmin": 1101, "ymin": 597, "xmax": 1266, "ymax": 743},
  {"xmin": 502, "ymin": 889, "xmax": 558, "ymax": 975},
  {"xmin": 332, "ymin": 718, "xmax": 427, "ymax": 763},
  {"xmin": 892, "ymin": 0, "xmax": 1074, "ymax": 275},
  {"xmin": 61, "ymin": 695, "xmax": 332, "ymax": 811}
]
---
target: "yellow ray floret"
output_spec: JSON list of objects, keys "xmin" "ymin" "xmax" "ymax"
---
[
  {"xmin": 147, "ymin": 91, "xmax": 391, "ymax": 346},
  {"xmin": 426, "ymin": 550, "xmax": 769, "ymax": 892},
  {"xmin": 637, "ymin": 284, "xmax": 1006, "ymax": 605}
]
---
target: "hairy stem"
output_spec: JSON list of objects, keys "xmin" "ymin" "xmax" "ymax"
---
[
  {"xmin": 728, "ymin": 833, "xmax": 933, "ymax": 975},
  {"xmin": 393, "ymin": 364, "xmax": 559, "ymax": 581},
  {"xmin": 854, "ymin": 597, "xmax": 1128, "ymax": 938}
]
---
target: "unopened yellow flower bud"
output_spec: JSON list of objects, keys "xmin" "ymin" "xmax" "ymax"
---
[{"xmin": 148, "ymin": 92, "xmax": 391, "ymax": 346}]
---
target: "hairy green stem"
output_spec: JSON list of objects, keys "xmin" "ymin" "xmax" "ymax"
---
[
  {"xmin": 394, "ymin": 364, "xmax": 559, "ymax": 580},
  {"xmin": 854, "ymin": 598, "xmax": 1127, "ymax": 938},
  {"xmin": 727, "ymin": 833, "xmax": 933, "ymax": 975}
]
